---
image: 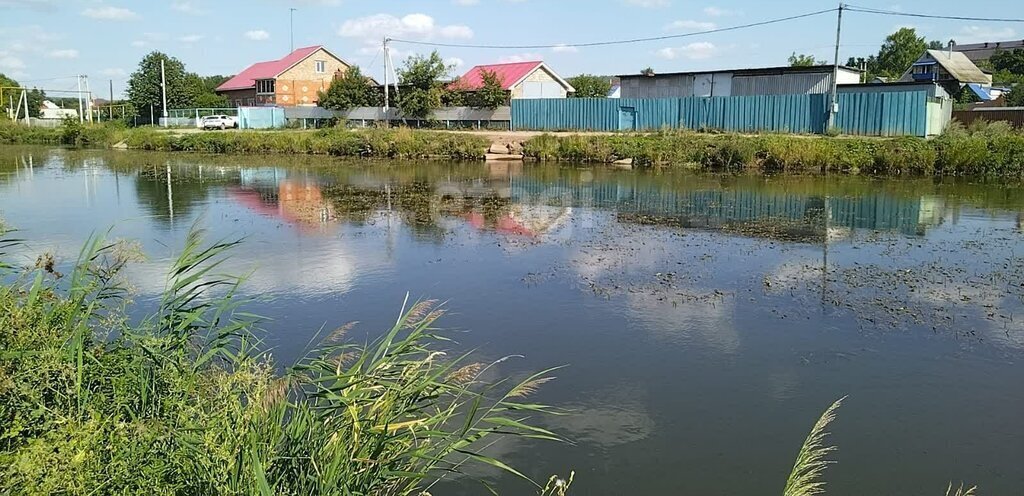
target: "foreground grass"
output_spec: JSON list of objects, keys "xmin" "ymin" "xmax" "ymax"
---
[
  {"xmin": 0, "ymin": 223, "xmax": 562, "ymax": 494},
  {"xmin": 0, "ymin": 222, "xmax": 985, "ymax": 494},
  {"xmin": 522, "ymin": 121, "xmax": 1024, "ymax": 176},
  {"xmin": 0, "ymin": 121, "xmax": 489, "ymax": 160}
]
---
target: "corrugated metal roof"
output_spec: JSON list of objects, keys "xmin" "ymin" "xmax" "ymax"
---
[
  {"xmin": 922, "ymin": 50, "xmax": 990, "ymax": 84},
  {"xmin": 617, "ymin": 65, "xmax": 861, "ymax": 79},
  {"xmin": 217, "ymin": 46, "xmax": 325, "ymax": 91},
  {"xmin": 452, "ymin": 61, "xmax": 544, "ymax": 90}
]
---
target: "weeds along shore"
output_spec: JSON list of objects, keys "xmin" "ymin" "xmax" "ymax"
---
[{"xmin": 3, "ymin": 119, "xmax": 1024, "ymax": 176}]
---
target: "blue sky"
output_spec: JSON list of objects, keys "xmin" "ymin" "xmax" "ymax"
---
[{"xmin": 1, "ymin": 0, "xmax": 1020, "ymax": 98}]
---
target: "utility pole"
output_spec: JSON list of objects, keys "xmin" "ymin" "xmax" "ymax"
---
[
  {"xmin": 77, "ymin": 75, "xmax": 85, "ymax": 123},
  {"xmin": 160, "ymin": 58, "xmax": 168, "ymax": 127},
  {"xmin": 109, "ymin": 79, "xmax": 114, "ymax": 120},
  {"xmin": 383, "ymin": 37, "xmax": 390, "ymax": 113},
  {"xmin": 290, "ymin": 8, "xmax": 297, "ymax": 52},
  {"xmin": 84, "ymin": 76, "xmax": 93, "ymax": 123},
  {"xmin": 827, "ymin": 3, "xmax": 844, "ymax": 132}
]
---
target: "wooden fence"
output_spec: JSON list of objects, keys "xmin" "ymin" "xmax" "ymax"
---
[{"xmin": 952, "ymin": 108, "xmax": 1024, "ymax": 128}]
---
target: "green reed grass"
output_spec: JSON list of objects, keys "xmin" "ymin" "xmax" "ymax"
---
[{"xmin": 0, "ymin": 222, "xmax": 561, "ymax": 495}]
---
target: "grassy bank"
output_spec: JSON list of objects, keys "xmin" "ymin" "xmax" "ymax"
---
[
  {"xmin": 522, "ymin": 122, "xmax": 1024, "ymax": 176},
  {"xmin": 0, "ymin": 121, "xmax": 489, "ymax": 160}
]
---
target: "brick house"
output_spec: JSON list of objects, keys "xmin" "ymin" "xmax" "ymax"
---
[{"xmin": 216, "ymin": 45, "xmax": 351, "ymax": 107}]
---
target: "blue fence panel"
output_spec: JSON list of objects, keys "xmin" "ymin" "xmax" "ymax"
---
[
  {"xmin": 512, "ymin": 91, "xmax": 926, "ymax": 136},
  {"xmin": 238, "ymin": 107, "xmax": 286, "ymax": 129},
  {"xmin": 836, "ymin": 91, "xmax": 926, "ymax": 137}
]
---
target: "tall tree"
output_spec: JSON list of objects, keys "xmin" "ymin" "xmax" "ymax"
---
[
  {"xmin": 875, "ymin": 28, "xmax": 929, "ymax": 78},
  {"xmin": 788, "ymin": 53, "xmax": 822, "ymax": 67},
  {"xmin": 126, "ymin": 51, "xmax": 195, "ymax": 117},
  {"xmin": 397, "ymin": 51, "xmax": 452, "ymax": 119},
  {"xmin": 318, "ymin": 66, "xmax": 378, "ymax": 110},
  {"xmin": 567, "ymin": 74, "xmax": 611, "ymax": 98}
]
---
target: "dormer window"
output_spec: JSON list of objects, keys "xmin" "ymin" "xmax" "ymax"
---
[{"xmin": 256, "ymin": 79, "xmax": 276, "ymax": 94}]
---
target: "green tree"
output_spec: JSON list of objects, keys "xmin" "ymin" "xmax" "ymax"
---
[
  {"xmin": 126, "ymin": 51, "xmax": 196, "ymax": 118},
  {"xmin": 876, "ymin": 28, "xmax": 929, "ymax": 78},
  {"xmin": 991, "ymin": 49, "xmax": 1024, "ymax": 75},
  {"xmin": 475, "ymin": 69, "xmax": 508, "ymax": 109},
  {"xmin": 567, "ymin": 74, "xmax": 611, "ymax": 98},
  {"xmin": 397, "ymin": 51, "xmax": 452, "ymax": 119},
  {"xmin": 788, "ymin": 53, "xmax": 822, "ymax": 67},
  {"xmin": 1007, "ymin": 86, "xmax": 1024, "ymax": 107},
  {"xmin": 318, "ymin": 66, "xmax": 378, "ymax": 110}
]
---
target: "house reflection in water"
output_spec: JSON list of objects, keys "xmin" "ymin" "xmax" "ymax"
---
[
  {"xmin": 231, "ymin": 168, "xmax": 335, "ymax": 231},
  {"xmin": 510, "ymin": 177, "xmax": 947, "ymax": 241}
]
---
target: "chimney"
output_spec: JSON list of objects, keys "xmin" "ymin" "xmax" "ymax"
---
[{"xmin": 948, "ymin": 39, "xmax": 956, "ymax": 58}]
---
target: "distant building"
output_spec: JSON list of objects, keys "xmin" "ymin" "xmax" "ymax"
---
[
  {"xmin": 952, "ymin": 40, "xmax": 1024, "ymax": 63},
  {"xmin": 39, "ymin": 100, "xmax": 77, "ymax": 120},
  {"xmin": 899, "ymin": 49, "xmax": 992, "ymax": 96},
  {"xmin": 617, "ymin": 65, "xmax": 862, "ymax": 99},
  {"xmin": 216, "ymin": 45, "xmax": 351, "ymax": 107},
  {"xmin": 450, "ymin": 61, "xmax": 575, "ymax": 99}
]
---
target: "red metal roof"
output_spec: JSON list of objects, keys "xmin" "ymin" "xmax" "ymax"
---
[
  {"xmin": 451, "ymin": 61, "xmax": 544, "ymax": 91},
  {"xmin": 217, "ymin": 45, "xmax": 324, "ymax": 91}
]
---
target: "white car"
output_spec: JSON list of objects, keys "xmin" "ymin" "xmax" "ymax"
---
[{"xmin": 201, "ymin": 115, "xmax": 238, "ymax": 130}]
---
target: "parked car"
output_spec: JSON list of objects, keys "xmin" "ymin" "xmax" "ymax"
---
[{"xmin": 200, "ymin": 115, "xmax": 238, "ymax": 130}]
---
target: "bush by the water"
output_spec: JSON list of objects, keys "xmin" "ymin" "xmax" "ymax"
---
[
  {"xmin": 0, "ymin": 121, "xmax": 489, "ymax": 160},
  {"xmin": 0, "ymin": 224, "xmax": 562, "ymax": 494},
  {"xmin": 522, "ymin": 125, "xmax": 1024, "ymax": 176}
]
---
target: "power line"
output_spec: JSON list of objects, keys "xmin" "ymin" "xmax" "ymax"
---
[
  {"xmin": 389, "ymin": 8, "xmax": 838, "ymax": 49},
  {"xmin": 845, "ymin": 5, "xmax": 1024, "ymax": 23}
]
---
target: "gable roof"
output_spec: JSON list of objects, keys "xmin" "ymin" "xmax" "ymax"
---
[
  {"xmin": 903, "ymin": 50, "xmax": 990, "ymax": 84},
  {"xmin": 452, "ymin": 61, "xmax": 574, "ymax": 92},
  {"xmin": 217, "ymin": 46, "xmax": 344, "ymax": 91}
]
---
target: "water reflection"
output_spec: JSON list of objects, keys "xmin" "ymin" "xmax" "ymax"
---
[{"xmin": 2, "ymin": 147, "xmax": 1024, "ymax": 495}]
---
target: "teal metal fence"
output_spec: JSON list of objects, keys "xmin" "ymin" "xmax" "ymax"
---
[
  {"xmin": 834, "ymin": 91, "xmax": 927, "ymax": 137},
  {"xmin": 238, "ymin": 107, "xmax": 286, "ymax": 129},
  {"xmin": 511, "ymin": 91, "xmax": 929, "ymax": 137}
]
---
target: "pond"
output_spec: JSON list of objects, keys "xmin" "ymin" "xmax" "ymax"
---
[{"xmin": 1, "ymin": 146, "xmax": 1023, "ymax": 495}]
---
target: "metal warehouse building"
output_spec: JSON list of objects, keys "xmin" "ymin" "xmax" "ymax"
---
[{"xmin": 618, "ymin": 65, "xmax": 862, "ymax": 99}]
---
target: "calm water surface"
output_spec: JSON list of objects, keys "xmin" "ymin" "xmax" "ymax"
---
[{"xmin": 1, "ymin": 146, "xmax": 1023, "ymax": 495}]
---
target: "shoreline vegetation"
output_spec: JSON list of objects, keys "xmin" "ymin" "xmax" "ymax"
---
[
  {"xmin": 2, "ymin": 119, "xmax": 1024, "ymax": 175},
  {"xmin": 0, "ymin": 222, "xmax": 980, "ymax": 494}
]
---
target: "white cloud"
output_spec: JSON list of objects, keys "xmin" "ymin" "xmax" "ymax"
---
[
  {"xmin": 100, "ymin": 68, "xmax": 127, "ymax": 77},
  {"xmin": 339, "ymin": 13, "xmax": 474, "ymax": 45},
  {"xmin": 703, "ymin": 6, "xmax": 738, "ymax": 17},
  {"xmin": 130, "ymin": 40, "xmax": 147, "ymax": 48},
  {"xmin": 552, "ymin": 44, "xmax": 579, "ymax": 53},
  {"xmin": 956, "ymin": 26, "xmax": 1017, "ymax": 44},
  {"xmin": 46, "ymin": 49, "xmax": 78, "ymax": 59},
  {"xmin": 657, "ymin": 42, "xmax": 718, "ymax": 60},
  {"xmin": 81, "ymin": 6, "xmax": 139, "ymax": 20},
  {"xmin": 245, "ymin": 30, "xmax": 270, "ymax": 41},
  {"xmin": 453, "ymin": 0, "xmax": 479, "ymax": 5},
  {"xmin": 626, "ymin": 0, "xmax": 670, "ymax": 7},
  {"xmin": 445, "ymin": 56, "xmax": 465, "ymax": 69},
  {"xmin": 499, "ymin": 52, "xmax": 544, "ymax": 63},
  {"xmin": 178, "ymin": 34, "xmax": 205, "ymax": 43},
  {"xmin": 171, "ymin": 1, "xmax": 206, "ymax": 15},
  {"xmin": 666, "ymin": 19, "xmax": 717, "ymax": 31}
]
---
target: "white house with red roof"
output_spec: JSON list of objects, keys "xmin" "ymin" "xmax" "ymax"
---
[
  {"xmin": 216, "ymin": 45, "xmax": 351, "ymax": 107},
  {"xmin": 451, "ymin": 61, "xmax": 575, "ymax": 99}
]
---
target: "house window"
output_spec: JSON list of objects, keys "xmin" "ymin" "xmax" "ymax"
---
[
  {"xmin": 256, "ymin": 79, "xmax": 276, "ymax": 94},
  {"xmin": 315, "ymin": 60, "xmax": 326, "ymax": 73},
  {"xmin": 234, "ymin": 99, "xmax": 242, "ymax": 107}
]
